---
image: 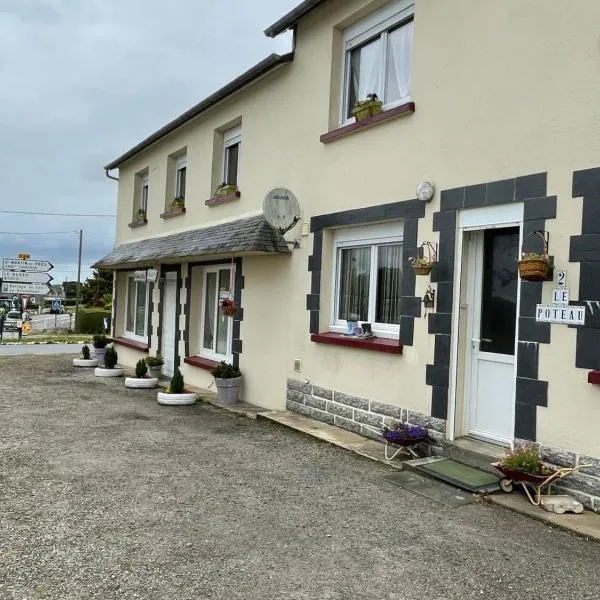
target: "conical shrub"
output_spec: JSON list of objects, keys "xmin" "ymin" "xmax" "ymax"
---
[
  {"xmin": 104, "ymin": 346, "xmax": 118, "ymax": 369},
  {"xmin": 135, "ymin": 359, "xmax": 148, "ymax": 378},
  {"xmin": 169, "ymin": 368, "xmax": 184, "ymax": 394}
]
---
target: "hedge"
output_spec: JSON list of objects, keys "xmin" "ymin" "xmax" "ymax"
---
[{"xmin": 75, "ymin": 308, "xmax": 111, "ymax": 334}]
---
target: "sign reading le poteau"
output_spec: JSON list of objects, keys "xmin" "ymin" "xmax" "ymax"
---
[{"xmin": 535, "ymin": 269, "xmax": 585, "ymax": 326}]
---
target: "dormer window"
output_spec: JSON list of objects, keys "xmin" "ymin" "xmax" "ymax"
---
[
  {"xmin": 175, "ymin": 156, "xmax": 187, "ymax": 200},
  {"xmin": 223, "ymin": 126, "xmax": 241, "ymax": 187},
  {"xmin": 342, "ymin": 0, "xmax": 414, "ymax": 122}
]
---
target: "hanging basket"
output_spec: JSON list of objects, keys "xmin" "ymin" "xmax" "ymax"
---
[
  {"xmin": 221, "ymin": 298, "xmax": 237, "ymax": 317},
  {"xmin": 518, "ymin": 231, "xmax": 550, "ymax": 282},
  {"xmin": 413, "ymin": 263, "xmax": 433, "ymax": 276}
]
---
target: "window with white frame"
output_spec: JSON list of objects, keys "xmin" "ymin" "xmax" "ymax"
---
[
  {"xmin": 341, "ymin": 0, "xmax": 414, "ymax": 121},
  {"xmin": 332, "ymin": 223, "xmax": 403, "ymax": 337},
  {"xmin": 138, "ymin": 173, "xmax": 149, "ymax": 214},
  {"xmin": 125, "ymin": 274, "xmax": 149, "ymax": 340},
  {"xmin": 200, "ymin": 265, "xmax": 233, "ymax": 361},
  {"xmin": 174, "ymin": 155, "xmax": 187, "ymax": 201},
  {"xmin": 222, "ymin": 126, "xmax": 241, "ymax": 187}
]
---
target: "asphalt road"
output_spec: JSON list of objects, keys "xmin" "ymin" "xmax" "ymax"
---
[
  {"xmin": 0, "ymin": 343, "xmax": 78, "ymax": 355},
  {"xmin": 1, "ymin": 355, "xmax": 600, "ymax": 600}
]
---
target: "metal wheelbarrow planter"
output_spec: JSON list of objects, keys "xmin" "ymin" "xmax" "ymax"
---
[
  {"xmin": 362, "ymin": 424, "xmax": 428, "ymax": 460},
  {"xmin": 492, "ymin": 461, "xmax": 592, "ymax": 510}
]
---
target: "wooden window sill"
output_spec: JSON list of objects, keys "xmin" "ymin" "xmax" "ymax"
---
[
  {"xmin": 160, "ymin": 206, "xmax": 186, "ymax": 219},
  {"xmin": 112, "ymin": 337, "xmax": 149, "ymax": 352},
  {"xmin": 205, "ymin": 191, "xmax": 241, "ymax": 206},
  {"xmin": 128, "ymin": 219, "xmax": 148, "ymax": 229},
  {"xmin": 588, "ymin": 371, "xmax": 600, "ymax": 384},
  {"xmin": 184, "ymin": 356, "xmax": 220, "ymax": 371},
  {"xmin": 311, "ymin": 331, "xmax": 403, "ymax": 354},
  {"xmin": 320, "ymin": 102, "xmax": 416, "ymax": 144}
]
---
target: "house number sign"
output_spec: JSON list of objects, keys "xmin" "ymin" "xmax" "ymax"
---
[{"xmin": 535, "ymin": 270, "xmax": 586, "ymax": 326}]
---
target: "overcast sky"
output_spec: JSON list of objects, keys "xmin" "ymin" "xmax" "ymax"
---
[{"xmin": 0, "ymin": 0, "xmax": 296, "ymax": 285}]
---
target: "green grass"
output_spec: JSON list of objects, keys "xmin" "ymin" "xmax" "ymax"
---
[{"xmin": 0, "ymin": 334, "xmax": 93, "ymax": 345}]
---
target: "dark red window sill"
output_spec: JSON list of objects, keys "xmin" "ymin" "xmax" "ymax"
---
[
  {"xmin": 112, "ymin": 337, "xmax": 149, "ymax": 352},
  {"xmin": 205, "ymin": 191, "xmax": 241, "ymax": 206},
  {"xmin": 588, "ymin": 371, "xmax": 600, "ymax": 384},
  {"xmin": 160, "ymin": 207, "xmax": 186, "ymax": 219},
  {"xmin": 320, "ymin": 102, "xmax": 415, "ymax": 144},
  {"xmin": 128, "ymin": 219, "xmax": 148, "ymax": 229},
  {"xmin": 311, "ymin": 332, "xmax": 403, "ymax": 354},
  {"xmin": 184, "ymin": 356, "xmax": 220, "ymax": 371}
]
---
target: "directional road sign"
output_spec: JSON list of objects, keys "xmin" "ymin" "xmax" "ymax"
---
[
  {"xmin": 1, "ymin": 282, "xmax": 52, "ymax": 295},
  {"xmin": 2, "ymin": 259, "xmax": 53, "ymax": 272},
  {"xmin": 2, "ymin": 271, "xmax": 53, "ymax": 284}
]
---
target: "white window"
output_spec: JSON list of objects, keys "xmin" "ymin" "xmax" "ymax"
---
[
  {"xmin": 222, "ymin": 126, "xmax": 241, "ymax": 187},
  {"xmin": 199, "ymin": 265, "xmax": 234, "ymax": 361},
  {"xmin": 125, "ymin": 274, "xmax": 149, "ymax": 341},
  {"xmin": 175, "ymin": 156, "xmax": 187, "ymax": 200},
  {"xmin": 331, "ymin": 223, "xmax": 403, "ymax": 338},
  {"xmin": 138, "ymin": 174, "xmax": 149, "ymax": 213},
  {"xmin": 341, "ymin": 0, "xmax": 414, "ymax": 122}
]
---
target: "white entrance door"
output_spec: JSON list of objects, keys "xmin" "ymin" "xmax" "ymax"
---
[
  {"xmin": 465, "ymin": 227, "xmax": 519, "ymax": 444},
  {"xmin": 161, "ymin": 273, "xmax": 177, "ymax": 378}
]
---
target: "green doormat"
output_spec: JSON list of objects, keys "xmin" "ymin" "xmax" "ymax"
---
[{"xmin": 407, "ymin": 457, "xmax": 500, "ymax": 493}]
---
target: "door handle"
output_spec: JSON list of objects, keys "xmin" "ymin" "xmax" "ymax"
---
[{"xmin": 481, "ymin": 338, "xmax": 493, "ymax": 343}]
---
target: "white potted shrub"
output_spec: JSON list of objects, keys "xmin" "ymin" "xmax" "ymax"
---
[
  {"xmin": 92, "ymin": 334, "xmax": 109, "ymax": 364},
  {"xmin": 157, "ymin": 368, "xmax": 197, "ymax": 406},
  {"xmin": 144, "ymin": 354, "xmax": 164, "ymax": 379},
  {"xmin": 72, "ymin": 345, "xmax": 99, "ymax": 368},
  {"xmin": 125, "ymin": 359, "xmax": 159, "ymax": 389},
  {"xmin": 211, "ymin": 361, "xmax": 242, "ymax": 404},
  {"xmin": 94, "ymin": 345, "xmax": 124, "ymax": 377}
]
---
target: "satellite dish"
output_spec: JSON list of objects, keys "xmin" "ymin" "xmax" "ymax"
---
[{"xmin": 263, "ymin": 187, "xmax": 301, "ymax": 234}]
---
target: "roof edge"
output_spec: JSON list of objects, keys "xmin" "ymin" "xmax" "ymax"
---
[
  {"xmin": 105, "ymin": 52, "xmax": 295, "ymax": 170},
  {"xmin": 264, "ymin": 0, "xmax": 327, "ymax": 37}
]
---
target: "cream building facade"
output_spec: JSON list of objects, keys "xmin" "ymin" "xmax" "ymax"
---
[{"xmin": 96, "ymin": 0, "xmax": 600, "ymax": 509}]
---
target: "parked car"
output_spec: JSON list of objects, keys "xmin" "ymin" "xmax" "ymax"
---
[{"xmin": 3, "ymin": 310, "xmax": 22, "ymax": 332}]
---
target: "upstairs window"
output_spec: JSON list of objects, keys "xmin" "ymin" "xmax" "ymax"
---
[
  {"xmin": 139, "ymin": 174, "xmax": 149, "ymax": 213},
  {"xmin": 342, "ymin": 0, "xmax": 414, "ymax": 121},
  {"xmin": 175, "ymin": 156, "xmax": 187, "ymax": 200},
  {"xmin": 223, "ymin": 126, "xmax": 241, "ymax": 187}
]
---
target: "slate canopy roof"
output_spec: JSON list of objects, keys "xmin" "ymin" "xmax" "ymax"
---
[{"xmin": 93, "ymin": 215, "xmax": 290, "ymax": 269}]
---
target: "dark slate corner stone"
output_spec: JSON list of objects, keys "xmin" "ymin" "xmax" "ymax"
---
[
  {"xmin": 431, "ymin": 386, "xmax": 449, "ymax": 419},
  {"xmin": 313, "ymin": 385, "xmax": 332, "ymax": 400},
  {"xmin": 310, "ymin": 270, "xmax": 321, "ymax": 294},
  {"xmin": 573, "ymin": 166, "xmax": 600, "ymax": 198},
  {"xmin": 309, "ymin": 310, "xmax": 320, "ymax": 334},
  {"xmin": 308, "ymin": 254, "xmax": 321, "ymax": 272},
  {"xmin": 432, "ymin": 210, "xmax": 457, "ymax": 232},
  {"xmin": 438, "ymin": 230, "xmax": 456, "ymax": 263},
  {"xmin": 581, "ymin": 196, "xmax": 600, "ymax": 235},
  {"xmin": 401, "ymin": 264, "xmax": 416, "ymax": 296},
  {"xmin": 464, "ymin": 183, "xmax": 486, "ymax": 208},
  {"xmin": 519, "ymin": 281, "xmax": 543, "ymax": 317},
  {"xmin": 406, "ymin": 411, "xmax": 446, "ymax": 434},
  {"xmin": 426, "ymin": 364, "xmax": 450, "ymax": 387},
  {"xmin": 524, "ymin": 196, "xmax": 557, "ymax": 221},
  {"xmin": 428, "ymin": 312, "xmax": 452, "ymax": 335},
  {"xmin": 570, "ymin": 234, "xmax": 600, "ymax": 263},
  {"xmin": 579, "ymin": 262, "xmax": 600, "ymax": 299},
  {"xmin": 519, "ymin": 317, "xmax": 551, "ymax": 344},
  {"xmin": 232, "ymin": 320, "xmax": 241, "ymax": 339},
  {"xmin": 430, "ymin": 261, "xmax": 454, "ymax": 283},
  {"xmin": 436, "ymin": 281, "xmax": 454, "ymax": 314},
  {"xmin": 516, "ymin": 377, "xmax": 548, "ymax": 407},
  {"xmin": 400, "ymin": 296, "xmax": 422, "ymax": 318},
  {"xmin": 440, "ymin": 187, "xmax": 464, "ymax": 211},
  {"xmin": 514, "ymin": 402, "xmax": 537, "ymax": 442},
  {"xmin": 306, "ymin": 294, "xmax": 320, "ymax": 311},
  {"xmin": 232, "ymin": 339, "xmax": 243, "ymax": 354},
  {"xmin": 516, "ymin": 172, "xmax": 547, "ymax": 201},
  {"xmin": 517, "ymin": 342, "xmax": 539, "ymax": 379},
  {"xmin": 403, "ymin": 218, "xmax": 418, "ymax": 247},
  {"xmin": 399, "ymin": 316, "xmax": 414, "ymax": 346},
  {"xmin": 522, "ymin": 219, "xmax": 546, "ymax": 239},
  {"xmin": 288, "ymin": 378, "xmax": 311, "ymax": 394},
  {"xmin": 434, "ymin": 334, "xmax": 451, "ymax": 366},
  {"xmin": 312, "ymin": 229, "xmax": 323, "ymax": 254},
  {"xmin": 486, "ymin": 178, "xmax": 515, "ymax": 206},
  {"xmin": 333, "ymin": 391, "xmax": 369, "ymax": 411},
  {"xmin": 576, "ymin": 328, "xmax": 600, "ymax": 369},
  {"xmin": 369, "ymin": 400, "xmax": 403, "ymax": 420}
]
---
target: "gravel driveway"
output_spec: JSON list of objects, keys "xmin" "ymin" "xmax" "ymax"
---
[{"xmin": 1, "ymin": 355, "xmax": 600, "ymax": 600}]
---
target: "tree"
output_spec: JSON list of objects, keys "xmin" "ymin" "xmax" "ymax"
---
[{"xmin": 81, "ymin": 270, "xmax": 113, "ymax": 307}]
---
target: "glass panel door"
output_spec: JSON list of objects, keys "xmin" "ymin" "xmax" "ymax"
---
[{"xmin": 203, "ymin": 272, "xmax": 217, "ymax": 350}]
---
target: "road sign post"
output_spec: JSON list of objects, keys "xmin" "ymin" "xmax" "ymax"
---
[{"xmin": 1, "ymin": 258, "xmax": 54, "ymax": 297}]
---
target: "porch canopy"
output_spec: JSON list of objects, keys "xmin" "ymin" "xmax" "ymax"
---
[{"xmin": 93, "ymin": 215, "xmax": 290, "ymax": 269}]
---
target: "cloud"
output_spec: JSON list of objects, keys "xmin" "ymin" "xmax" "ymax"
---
[{"xmin": 0, "ymin": 0, "xmax": 296, "ymax": 283}]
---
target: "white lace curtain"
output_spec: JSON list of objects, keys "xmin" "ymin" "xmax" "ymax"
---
[
  {"xmin": 376, "ymin": 244, "xmax": 402, "ymax": 324},
  {"xmin": 386, "ymin": 21, "xmax": 413, "ymax": 103},
  {"xmin": 338, "ymin": 247, "xmax": 371, "ymax": 321}
]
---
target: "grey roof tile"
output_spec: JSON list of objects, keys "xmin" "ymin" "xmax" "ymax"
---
[{"xmin": 93, "ymin": 215, "xmax": 290, "ymax": 268}]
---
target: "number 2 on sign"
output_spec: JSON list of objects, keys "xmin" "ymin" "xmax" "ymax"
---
[{"xmin": 557, "ymin": 270, "xmax": 567, "ymax": 287}]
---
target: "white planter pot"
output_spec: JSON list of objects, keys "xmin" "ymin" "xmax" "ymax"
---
[
  {"xmin": 215, "ymin": 376, "xmax": 242, "ymax": 404},
  {"xmin": 156, "ymin": 391, "xmax": 197, "ymax": 406},
  {"xmin": 94, "ymin": 347, "xmax": 107, "ymax": 363},
  {"xmin": 147, "ymin": 365, "xmax": 163, "ymax": 379},
  {"xmin": 94, "ymin": 367, "xmax": 124, "ymax": 377},
  {"xmin": 125, "ymin": 377, "xmax": 159, "ymax": 389},
  {"xmin": 73, "ymin": 358, "xmax": 99, "ymax": 368}
]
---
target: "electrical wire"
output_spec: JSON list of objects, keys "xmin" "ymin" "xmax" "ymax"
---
[
  {"xmin": 0, "ymin": 231, "xmax": 79, "ymax": 235},
  {"xmin": 0, "ymin": 210, "xmax": 115, "ymax": 217}
]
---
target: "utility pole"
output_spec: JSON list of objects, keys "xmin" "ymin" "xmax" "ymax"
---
[{"xmin": 75, "ymin": 229, "xmax": 83, "ymax": 324}]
